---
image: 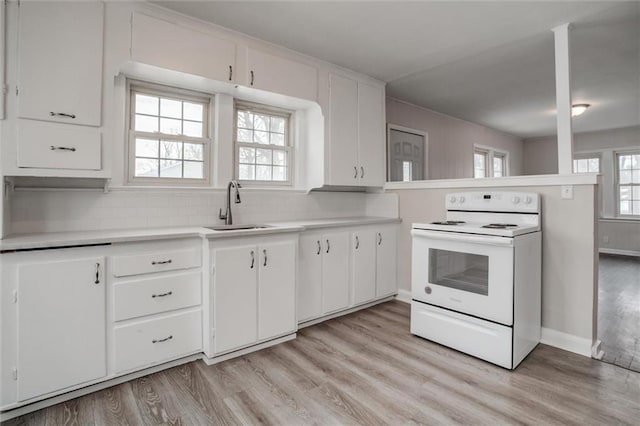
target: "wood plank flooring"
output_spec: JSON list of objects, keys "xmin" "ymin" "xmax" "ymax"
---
[
  {"xmin": 598, "ymin": 254, "xmax": 640, "ymax": 372},
  {"xmin": 4, "ymin": 301, "xmax": 640, "ymax": 425}
]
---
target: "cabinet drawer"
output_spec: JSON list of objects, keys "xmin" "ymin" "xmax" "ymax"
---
[
  {"xmin": 17, "ymin": 120, "xmax": 101, "ymax": 170},
  {"xmin": 112, "ymin": 249, "xmax": 201, "ymax": 277},
  {"xmin": 114, "ymin": 309, "xmax": 201, "ymax": 373},
  {"xmin": 113, "ymin": 272, "xmax": 201, "ymax": 321}
]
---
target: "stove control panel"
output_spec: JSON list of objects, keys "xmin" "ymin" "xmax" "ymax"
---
[{"xmin": 446, "ymin": 191, "xmax": 540, "ymax": 213}]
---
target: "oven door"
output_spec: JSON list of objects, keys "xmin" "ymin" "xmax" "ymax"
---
[{"xmin": 411, "ymin": 229, "xmax": 514, "ymax": 326}]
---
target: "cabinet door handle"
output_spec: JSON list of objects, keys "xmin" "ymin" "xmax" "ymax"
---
[
  {"xmin": 229, "ymin": 65, "xmax": 233, "ymax": 81},
  {"xmin": 151, "ymin": 259, "xmax": 172, "ymax": 265},
  {"xmin": 360, "ymin": 166, "xmax": 365, "ymax": 178},
  {"xmin": 355, "ymin": 235, "xmax": 359, "ymax": 250},
  {"xmin": 50, "ymin": 145, "xmax": 76, "ymax": 152},
  {"xmin": 378, "ymin": 232, "xmax": 382, "ymax": 245},
  {"xmin": 94, "ymin": 263, "xmax": 100, "ymax": 284},
  {"xmin": 250, "ymin": 70, "xmax": 255, "ymax": 86},
  {"xmin": 49, "ymin": 112, "xmax": 76, "ymax": 119},
  {"xmin": 152, "ymin": 291, "xmax": 173, "ymax": 298},
  {"xmin": 354, "ymin": 166, "xmax": 358, "ymax": 179},
  {"xmin": 326, "ymin": 239, "xmax": 330, "ymax": 253},
  {"xmin": 250, "ymin": 250, "xmax": 255, "ymax": 269},
  {"xmin": 316, "ymin": 240, "xmax": 321, "ymax": 255},
  {"xmin": 263, "ymin": 249, "xmax": 268, "ymax": 267},
  {"xmin": 152, "ymin": 335, "xmax": 173, "ymax": 344}
]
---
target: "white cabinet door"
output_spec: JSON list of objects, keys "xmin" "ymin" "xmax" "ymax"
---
[
  {"xmin": 321, "ymin": 231, "xmax": 350, "ymax": 314},
  {"xmin": 132, "ymin": 13, "xmax": 236, "ymax": 83},
  {"xmin": 351, "ymin": 230, "xmax": 376, "ymax": 306},
  {"xmin": 258, "ymin": 241, "xmax": 296, "ymax": 340},
  {"xmin": 17, "ymin": 257, "xmax": 106, "ymax": 401},
  {"xmin": 357, "ymin": 82, "xmax": 386, "ymax": 187},
  {"xmin": 328, "ymin": 73, "xmax": 359, "ymax": 185},
  {"xmin": 213, "ymin": 245, "xmax": 257, "ymax": 354},
  {"xmin": 297, "ymin": 234, "xmax": 323, "ymax": 322},
  {"xmin": 17, "ymin": 2, "xmax": 103, "ymax": 126},
  {"xmin": 376, "ymin": 226, "xmax": 398, "ymax": 297},
  {"xmin": 247, "ymin": 48, "xmax": 317, "ymax": 101}
]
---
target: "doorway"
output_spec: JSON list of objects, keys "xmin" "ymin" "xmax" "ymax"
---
[{"xmin": 387, "ymin": 125, "xmax": 427, "ymax": 182}]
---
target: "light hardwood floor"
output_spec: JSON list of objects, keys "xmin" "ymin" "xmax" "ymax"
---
[
  {"xmin": 598, "ymin": 254, "xmax": 640, "ymax": 372},
  {"xmin": 4, "ymin": 301, "xmax": 640, "ymax": 425}
]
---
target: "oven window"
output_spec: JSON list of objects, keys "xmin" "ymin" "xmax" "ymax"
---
[{"xmin": 428, "ymin": 249, "xmax": 489, "ymax": 296}]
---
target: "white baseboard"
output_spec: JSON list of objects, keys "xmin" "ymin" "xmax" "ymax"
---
[
  {"xmin": 541, "ymin": 327, "xmax": 593, "ymax": 357},
  {"xmin": 395, "ymin": 289, "xmax": 411, "ymax": 304},
  {"xmin": 202, "ymin": 334, "xmax": 296, "ymax": 365},
  {"xmin": 599, "ymin": 248, "xmax": 640, "ymax": 257}
]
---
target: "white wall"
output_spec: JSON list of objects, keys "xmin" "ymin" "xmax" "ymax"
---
[{"xmin": 386, "ymin": 97, "xmax": 524, "ymax": 179}]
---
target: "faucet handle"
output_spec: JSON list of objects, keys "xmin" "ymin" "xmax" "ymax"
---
[{"xmin": 218, "ymin": 208, "xmax": 226, "ymax": 220}]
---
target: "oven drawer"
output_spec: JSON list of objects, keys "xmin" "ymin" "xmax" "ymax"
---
[
  {"xmin": 113, "ymin": 272, "xmax": 201, "ymax": 321},
  {"xmin": 411, "ymin": 302, "xmax": 513, "ymax": 369},
  {"xmin": 112, "ymin": 249, "xmax": 201, "ymax": 277},
  {"xmin": 114, "ymin": 309, "xmax": 201, "ymax": 373}
]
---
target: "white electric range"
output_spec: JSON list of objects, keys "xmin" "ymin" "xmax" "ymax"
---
[{"xmin": 410, "ymin": 191, "xmax": 542, "ymax": 369}]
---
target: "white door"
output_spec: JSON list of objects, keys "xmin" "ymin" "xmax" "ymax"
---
[
  {"xmin": 131, "ymin": 13, "xmax": 237, "ymax": 83},
  {"xmin": 297, "ymin": 234, "xmax": 323, "ymax": 322},
  {"xmin": 246, "ymin": 48, "xmax": 318, "ymax": 101},
  {"xmin": 388, "ymin": 128, "xmax": 426, "ymax": 182},
  {"xmin": 17, "ymin": 258, "xmax": 106, "ymax": 401},
  {"xmin": 213, "ymin": 245, "xmax": 257, "ymax": 354},
  {"xmin": 357, "ymin": 82, "xmax": 385, "ymax": 186},
  {"xmin": 328, "ymin": 73, "xmax": 359, "ymax": 185},
  {"xmin": 258, "ymin": 241, "xmax": 296, "ymax": 340},
  {"xmin": 321, "ymin": 231, "xmax": 350, "ymax": 314},
  {"xmin": 351, "ymin": 231, "xmax": 376, "ymax": 306},
  {"xmin": 376, "ymin": 227, "xmax": 398, "ymax": 297},
  {"xmin": 17, "ymin": 2, "xmax": 104, "ymax": 126},
  {"xmin": 411, "ymin": 230, "xmax": 515, "ymax": 326}
]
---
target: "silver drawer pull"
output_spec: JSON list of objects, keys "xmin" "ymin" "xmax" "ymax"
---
[
  {"xmin": 326, "ymin": 239, "xmax": 330, "ymax": 254},
  {"xmin": 360, "ymin": 166, "xmax": 365, "ymax": 178},
  {"xmin": 355, "ymin": 235, "xmax": 360, "ymax": 250},
  {"xmin": 354, "ymin": 166, "xmax": 358, "ymax": 179},
  {"xmin": 49, "ymin": 112, "xmax": 76, "ymax": 119},
  {"xmin": 151, "ymin": 259, "xmax": 172, "ymax": 265},
  {"xmin": 250, "ymin": 250, "xmax": 255, "ymax": 269},
  {"xmin": 50, "ymin": 145, "xmax": 76, "ymax": 152},
  {"xmin": 316, "ymin": 240, "xmax": 321, "ymax": 255},
  {"xmin": 152, "ymin": 335, "xmax": 173, "ymax": 344},
  {"xmin": 152, "ymin": 291, "xmax": 173, "ymax": 298},
  {"xmin": 378, "ymin": 232, "xmax": 382, "ymax": 245},
  {"xmin": 94, "ymin": 263, "xmax": 100, "ymax": 284},
  {"xmin": 263, "ymin": 249, "xmax": 268, "ymax": 267}
]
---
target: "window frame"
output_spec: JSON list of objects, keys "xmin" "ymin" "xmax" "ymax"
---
[
  {"xmin": 234, "ymin": 101, "xmax": 293, "ymax": 186},
  {"xmin": 615, "ymin": 149, "xmax": 640, "ymax": 218},
  {"xmin": 126, "ymin": 80, "xmax": 213, "ymax": 186},
  {"xmin": 473, "ymin": 144, "xmax": 509, "ymax": 178}
]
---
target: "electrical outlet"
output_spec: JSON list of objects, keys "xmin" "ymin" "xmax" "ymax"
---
[{"xmin": 561, "ymin": 185, "xmax": 574, "ymax": 200}]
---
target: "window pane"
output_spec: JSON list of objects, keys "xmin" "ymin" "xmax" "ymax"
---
[
  {"xmin": 183, "ymin": 120, "xmax": 203, "ymax": 138},
  {"xmin": 237, "ymin": 128, "xmax": 253, "ymax": 143},
  {"xmin": 237, "ymin": 110, "xmax": 253, "ymax": 129},
  {"xmin": 633, "ymin": 170, "xmax": 640, "ymax": 184},
  {"xmin": 135, "ymin": 138, "xmax": 158, "ymax": 158},
  {"xmin": 254, "ymin": 114, "xmax": 269, "ymax": 131},
  {"xmin": 160, "ymin": 141, "xmax": 182, "ymax": 159},
  {"xmin": 239, "ymin": 164, "xmax": 255, "ymax": 180},
  {"xmin": 620, "ymin": 170, "xmax": 632, "ymax": 184},
  {"xmin": 620, "ymin": 186, "xmax": 631, "ymax": 200},
  {"xmin": 183, "ymin": 161, "xmax": 204, "ymax": 179},
  {"xmin": 135, "ymin": 158, "xmax": 159, "ymax": 177},
  {"xmin": 620, "ymin": 200, "xmax": 631, "ymax": 215},
  {"xmin": 272, "ymin": 166, "xmax": 287, "ymax": 181},
  {"xmin": 256, "ymin": 165, "xmax": 272, "ymax": 180},
  {"xmin": 160, "ymin": 117, "xmax": 182, "ymax": 135},
  {"xmin": 256, "ymin": 148, "xmax": 273, "ymax": 165},
  {"xmin": 633, "ymin": 201, "xmax": 640, "ymax": 215},
  {"xmin": 254, "ymin": 130, "xmax": 269, "ymax": 144},
  {"xmin": 239, "ymin": 147, "xmax": 256, "ymax": 164},
  {"xmin": 577, "ymin": 159, "xmax": 587, "ymax": 173},
  {"xmin": 273, "ymin": 150, "xmax": 286, "ymax": 166},
  {"xmin": 135, "ymin": 94, "xmax": 159, "ymax": 116},
  {"xmin": 183, "ymin": 102, "xmax": 203, "ymax": 121},
  {"xmin": 271, "ymin": 133, "xmax": 285, "ymax": 146},
  {"xmin": 402, "ymin": 161, "xmax": 412, "ymax": 182},
  {"xmin": 135, "ymin": 114, "xmax": 158, "ymax": 133},
  {"xmin": 270, "ymin": 116, "xmax": 286, "ymax": 133},
  {"xmin": 160, "ymin": 98, "xmax": 182, "ymax": 119},
  {"xmin": 588, "ymin": 158, "xmax": 599, "ymax": 172},
  {"xmin": 633, "ymin": 186, "xmax": 640, "ymax": 200},
  {"xmin": 160, "ymin": 159, "xmax": 182, "ymax": 177},
  {"xmin": 620, "ymin": 155, "xmax": 633, "ymax": 169},
  {"xmin": 184, "ymin": 143, "xmax": 204, "ymax": 161}
]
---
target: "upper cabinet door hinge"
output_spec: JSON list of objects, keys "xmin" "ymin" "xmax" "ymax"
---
[
  {"xmin": 15, "ymin": 86, "xmax": 19, "ymax": 96},
  {"xmin": 12, "ymin": 367, "xmax": 17, "ymax": 381},
  {"xmin": 12, "ymin": 289, "xmax": 17, "ymax": 304}
]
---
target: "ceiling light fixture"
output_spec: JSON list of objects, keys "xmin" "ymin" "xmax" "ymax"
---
[{"xmin": 571, "ymin": 103, "xmax": 590, "ymax": 117}]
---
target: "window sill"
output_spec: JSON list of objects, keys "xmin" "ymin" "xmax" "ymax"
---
[{"xmin": 599, "ymin": 217, "xmax": 640, "ymax": 223}]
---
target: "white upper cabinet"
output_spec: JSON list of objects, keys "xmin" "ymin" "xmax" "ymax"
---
[
  {"xmin": 131, "ymin": 13, "xmax": 237, "ymax": 83},
  {"xmin": 246, "ymin": 48, "xmax": 318, "ymax": 101},
  {"xmin": 17, "ymin": 2, "xmax": 104, "ymax": 127},
  {"xmin": 357, "ymin": 82, "xmax": 386, "ymax": 187}
]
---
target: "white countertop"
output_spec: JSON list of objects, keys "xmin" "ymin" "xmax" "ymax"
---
[{"xmin": 0, "ymin": 217, "xmax": 400, "ymax": 251}]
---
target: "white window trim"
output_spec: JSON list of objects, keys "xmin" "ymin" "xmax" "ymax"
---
[
  {"xmin": 126, "ymin": 80, "xmax": 214, "ymax": 187},
  {"xmin": 614, "ymin": 149, "xmax": 640, "ymax": 218},
  {"xmin": 234, "ymin": 101, "xmax": 294, "ymax": 186},
  {"xmin": 473, "ymin": 144, "xmax": 509, "ymax": 178}
]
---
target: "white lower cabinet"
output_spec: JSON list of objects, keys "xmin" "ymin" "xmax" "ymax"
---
[
  {"xmin": 351, "ymin": 230, "xmax": 377, "ymax": 306},
  {"xmin": 212, "ymin": 235, "xmax": 297, "ymax": 356},
  {"xmin": 376, "ymin": 226, "xmax": 398, "ymax": 297}
]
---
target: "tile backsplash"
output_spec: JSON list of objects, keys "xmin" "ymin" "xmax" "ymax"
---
[{"xmin": 8, "ymin": 189, "xmax": 398, "ymax": 235}]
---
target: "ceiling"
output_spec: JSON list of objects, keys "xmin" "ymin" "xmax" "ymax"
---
[{"xmin": 155, "ymin": 1, "xmax": 640, "ymax": 138}]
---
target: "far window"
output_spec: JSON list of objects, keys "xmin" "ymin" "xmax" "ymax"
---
[
  {"xmin": 473, "ymin": 145, "xmax": 508, "ymax": 178},
  {"xmin": 128, "ymin": 83, "xmax": 211, "ymax": 184},
  {"xmin": 573, "ymin": 155, "xmax": 600, "ymax": 173},
  {"xmin": 493, "ymin": 153, "xmax": 506, "ymax": 177},
  {"xmin": 235, "ymin": 104, "xmax": 291, "ymax": 184},
  {"xmin": 617, "ymin": 151, "xmax": 640, "ymax": 216},
  {"xmin": 474, "ymin": 150, "xmax": 488, "ymax": 178}
]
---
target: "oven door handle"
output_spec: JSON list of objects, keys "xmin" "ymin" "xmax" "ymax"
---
[{"xmin": 411, "ymin": 229, "xmax": 514, "ymax": 247}]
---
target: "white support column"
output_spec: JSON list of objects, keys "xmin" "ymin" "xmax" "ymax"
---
[{"xmin": 553, "ymin": 23, "xmax": 574, "ymax": 174}]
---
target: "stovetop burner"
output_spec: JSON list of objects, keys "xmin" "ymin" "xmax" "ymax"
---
[
  {"xmin": 482, "ymin": 223, "xmax": 519, "ymax": 229},
  {"xmin": 431, "ymin": 221, "xmax": 466, "ymax": 225}
]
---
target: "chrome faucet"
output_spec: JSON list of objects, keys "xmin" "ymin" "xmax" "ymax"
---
[{"xmin": 219, "ymin": 180, "xmax": 242, "ymax": 225}]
